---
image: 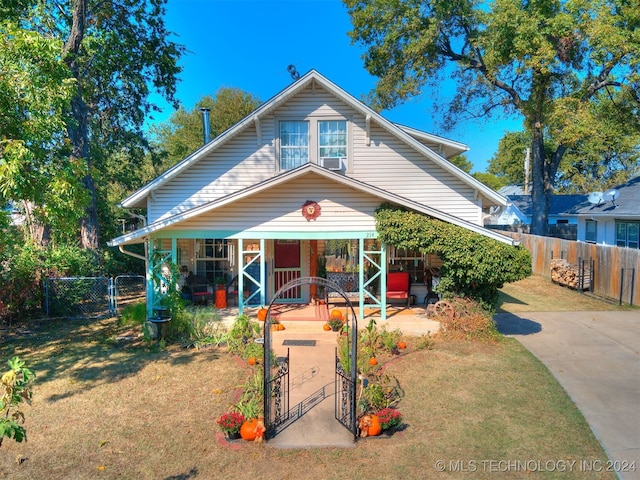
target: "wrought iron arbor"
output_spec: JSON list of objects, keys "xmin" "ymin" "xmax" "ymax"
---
[{"xmin": 263, "ymin": 276, "xmax": 359, "ymax": 440}]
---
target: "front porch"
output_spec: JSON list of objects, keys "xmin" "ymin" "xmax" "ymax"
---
[{"xmin": 146, "ymin": 236, "xmax": 444, "ymax": 323}]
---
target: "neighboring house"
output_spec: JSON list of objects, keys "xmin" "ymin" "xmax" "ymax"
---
[
  {"xmin": 564, "ymin": 175, "xmax": 640, "ymax": 248},
  {"xmin": 108, "ymin": 70, "xmax": 514, "ymax": 319},
  {"xmin": 486, "ymin": 193, "xmax": 587, "ymax": 227}
]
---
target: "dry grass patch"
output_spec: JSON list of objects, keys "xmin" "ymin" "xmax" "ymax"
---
[
  {"xmin": 0, "ymin": 316, "xmax": 614, "ymax": 479},
  {"xmin": 498, "ymin": 275, "xmax": 631, "ymax": 313}
]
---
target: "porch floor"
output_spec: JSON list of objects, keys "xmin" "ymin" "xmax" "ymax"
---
[{"xmin": 219, "ymin": 303, "xmax": 440, "ymax": 336}]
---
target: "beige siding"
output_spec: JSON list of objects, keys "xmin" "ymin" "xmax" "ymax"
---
[
  {"xmin": 149, "ymin": 126, "xmax": 277, "ymax": 223},
  {"xmin": 350, "ymin": 121, "xmax": 481, "ymax": 224},
  {"xmin": 147, "ymin": 82, "xmax": 482, "ymax": 227},
  {"xmin": 166, "ymin": 173, "xmax": 379, "ymax": 234}
]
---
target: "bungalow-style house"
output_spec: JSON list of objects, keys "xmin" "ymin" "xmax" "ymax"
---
[
  {"xmin": 108, "ymin": 70, "xmax": 515, "ymax": 319},
  {"xmin": 564, "ymin": 175, "xmax": 640, "ymax": 248}
]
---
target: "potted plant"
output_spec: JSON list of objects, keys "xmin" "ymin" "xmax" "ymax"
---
[
  {"xmin": 328, "ymin": 316, "xmax": 343, "ymax": 332},
  {"xmin": 376, "ymin": 407, "xmax": 403, "ymax": 434},
  {"xmin": 216, "ymin": 411, "xmax": 245, "ymax": 439}
]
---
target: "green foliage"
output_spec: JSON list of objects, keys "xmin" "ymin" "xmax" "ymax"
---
[
  {"xmin": 345, "ymin": 0, "xmax": 640, "ymax": 233},
  {"xmin": 150, "ymin": 88, "xmax": 262, "ymax": 168},
  {"xmin": 359, "ymin": 374, "xmax": 403, "ymax": 414},
  {"xmin": 6, "ymin": 0, "xmax": 185, "ymax": 248},
  {"xmin": 227, "ymin": 315, "xmax": 261, "ymax": 354},
  {"xmin": 233, "ymin": 369, "xmax": 264, "ymax": 419},
  {"xmin": 375, "ymin": 205, "xmax": 531, "ymax": 311},
  {"xmin": 0, "ymin": 357, "xmax": 35, "ymax": 447},
  {"xmin": 241, "ymin": 342, "xmax": 264, "ymax": 361},
  {"xmin": 119, "ymin": 302, "xmax": 147, "ymax": 326},
  {"xmin": 361, "ymin": 318, "xmax": 382, "ymax": 357},
  {"xmin": 448, "ymin": 153, "xmax": 473, "ymax": 173},
  {"xmin": 379, "ymin": 326, "xmax": 402, "ymax": 353}
]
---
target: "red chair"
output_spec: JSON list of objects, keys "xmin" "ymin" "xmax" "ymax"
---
[{"xmin": 386, "ymin": 272, "xmax": 411, "ymax": 308}]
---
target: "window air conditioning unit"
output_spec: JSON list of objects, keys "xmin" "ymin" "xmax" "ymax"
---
[{"xmin": 320, "ymin": 156, "xmax": 343, "ymax": 171}]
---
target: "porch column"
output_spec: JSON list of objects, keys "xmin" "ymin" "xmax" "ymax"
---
[
  {"xmin": 238, "ymin": 238, "xmax": 244, "ymax": 314},
  {"xmin": 146, "ymin": 239, "xmax": 155, "ymax": 318},
  {"xmin": 259, "ymin": 238, "xmax": 266, "ymax": 307}
]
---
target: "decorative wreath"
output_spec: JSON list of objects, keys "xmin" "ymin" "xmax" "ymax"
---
[{"xmin": 301, "ymin": 200, "xmax": 321, "ymax": 221}]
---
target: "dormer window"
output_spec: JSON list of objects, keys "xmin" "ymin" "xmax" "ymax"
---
[{"xmin": 280, "ymin": 121, "xmax": 309, "ymax": 170}]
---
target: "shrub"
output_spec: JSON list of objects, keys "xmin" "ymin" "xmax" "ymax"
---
[
  {"xmin": 119, "ymin": 302, "xmax": 147, "ymax": 326},
  {"xmin": 436, "ymin": 297, "xmax": 501, "ymax": 341},
  {"xmin": 0, "ymin": 357, "xmax": 35, "ymax": 447},
  {"xmin": 375, "ymin": 205, "xmax": 532, "ymax": 312}
]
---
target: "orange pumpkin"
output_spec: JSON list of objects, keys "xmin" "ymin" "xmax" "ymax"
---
[
  {"xmin": 368, "ymin": 414, "xmax": 382, "ymax": 436},
  {"xmin": 397, "ymin": 341, "xmax": 407, "ymax": 350},
  {"xmin": 323, "ymin": 323, "xmax": 331, "ymax": 331},
  {"xmin": 277, "ymin": 323, "xmax": 285, "ymax": 331},
  {"xmin": 240, "ymin": 418, "xmax": 258, "ymax": 441},
  {"xmin": 368, "ymin": 357, "xmax": 378, "ymax": 366},
  {"xmin": 247, "ymin": 357, "xmax": 256, "ymax": 366},
  {"xmin": 330, "ymin": 309, "xmax": 344, "ymax": 320},
  {"xmin": 257, "ymin": 308, "xmax": 268, "ymax": 321}
]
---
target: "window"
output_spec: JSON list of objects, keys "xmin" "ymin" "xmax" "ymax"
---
[
  {"xmin": 616, "ymin": 221, "xmax": 639, "ymax": 249},
  {"xmin": 280, "ymin": 121, "xmax": 308, "ymax": 170},
  {"xmin": 195, "ymin": 239, "xmax": 232, "ymax": 283},
  {"xmin": 585, "ymin": 220, "xmax": 597, "ymax": 243},
  {"xmin": 318, "ymin": 120, "xmax": 347, "ymax": 160}
]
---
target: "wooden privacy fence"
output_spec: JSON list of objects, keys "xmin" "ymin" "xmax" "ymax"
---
[{"xmin": 502, "ymin": 232, "xmax": 639, "ymax": 306}]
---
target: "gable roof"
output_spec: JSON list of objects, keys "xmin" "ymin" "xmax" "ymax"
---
[
  {"xmin": 121, "ymin": 69, "xmax": 504, "ymax": 209},
  {"xmin": 507, "ymin": 194, "xmax": 589, "ymax": 217},
  {"xmin": 109, "ymin": 163, "xmax": 515, "ymax": 247},
  {"xmin": 564, "ymin": 175, "xmax": 640, "ymax": 218}
]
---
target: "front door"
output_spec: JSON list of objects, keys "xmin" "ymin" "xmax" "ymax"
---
[{"xmin": 274, "ymin": 240, "xmax": 301, "ymax": 301}]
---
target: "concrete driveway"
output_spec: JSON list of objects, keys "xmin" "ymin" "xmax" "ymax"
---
[{"xmin": 495, "ymin": 311, "xmax": 640, "ymax": 480}]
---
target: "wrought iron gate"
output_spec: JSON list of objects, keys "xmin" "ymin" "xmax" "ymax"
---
[
  {"xmin": 265, "ymin": 348, "xmax": 290, "ymax": 437},
  {"xmin": 335, "ymin": 352, "xmax": 357, "ymax": 437},
  {"xmin": 263, "ymin": 276, "xmax": 358, "ymax": 441}
]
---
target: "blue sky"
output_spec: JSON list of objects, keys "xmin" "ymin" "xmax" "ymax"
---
[{"xmin": 152, "ymin": 0, "xmax": 523, "ymax": 173}]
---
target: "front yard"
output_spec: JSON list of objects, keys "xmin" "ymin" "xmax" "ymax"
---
[{"xmin": 0, "ymin": 276, "xmax": 619, "ymax": 479}]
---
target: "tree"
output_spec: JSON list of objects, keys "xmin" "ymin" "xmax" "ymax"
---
[
  {"xmin": 447, "ymin": 153, "xmax": 473, "ymax": 173},
  {"xmin": 151, "ymin": 88, "xmax": 262, "ymax": 168},
  {"xmin": 0, "ymin": 15, "xmax": 83, "ymax": 245},
  {"xmin": 345, "ymin": 0, "xmax": 640, "ymax": 235},
  {"xmin": 13, "ymin": 0, "xmax": 184, "ymax": 250}
]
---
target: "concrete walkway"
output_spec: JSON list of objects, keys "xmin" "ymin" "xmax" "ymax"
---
[
  {"xmin": 264, "ymin": 309, "xmax": 441, "ymax": 448},
  {"xmin": 495, "ymin": 311, "xmax": 640, "ymax": 480}
]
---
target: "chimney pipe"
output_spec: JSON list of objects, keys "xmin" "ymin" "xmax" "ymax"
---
[{"xmin": 200, "ymin": 108, "xmax": 211, "ymax": 144}]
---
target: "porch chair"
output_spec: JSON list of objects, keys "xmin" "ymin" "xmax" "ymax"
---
[
  {"xmin": 386, "ymin": 271, "xmax": 411, "ymax": 308},
  {"xmin": 184, "ymin": 274, "xmax": 213, "ymax": 305}
]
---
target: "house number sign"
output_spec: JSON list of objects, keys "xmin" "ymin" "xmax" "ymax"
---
[{"xmin": 302, "ymin": 200, "xmax": 321, "ymax": 221}]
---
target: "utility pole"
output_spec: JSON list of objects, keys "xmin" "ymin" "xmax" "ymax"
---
[{"xmin": 524, "ymin": 147, "xmax": 530, "ymax": 194}]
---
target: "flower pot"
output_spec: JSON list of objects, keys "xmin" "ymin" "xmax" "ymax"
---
[
  {"xmin": 225, "ymin": 431, "xmax": 241, "ymax": 440},
  {"xmin": 215, "ymin": 287, "xmax": 227, "ymax": 309}
]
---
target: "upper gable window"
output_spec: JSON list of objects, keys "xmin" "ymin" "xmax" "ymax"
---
[
  {"xmin": 318, "ymin": 120, "xmax": 347, "ymax": 159},
  {"xmin": 280, "ymin": 121, "xmax": 309, "ymax": 170}
]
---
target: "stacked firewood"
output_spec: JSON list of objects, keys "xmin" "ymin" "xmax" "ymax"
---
[{"xmin": 550, "ymin": 258, "xmax": 589, "ymax": 290}]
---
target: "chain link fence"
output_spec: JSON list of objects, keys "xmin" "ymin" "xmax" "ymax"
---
[{"xmin": 45, "ymin": 275, "xmax": 146, "ymax": 319}]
